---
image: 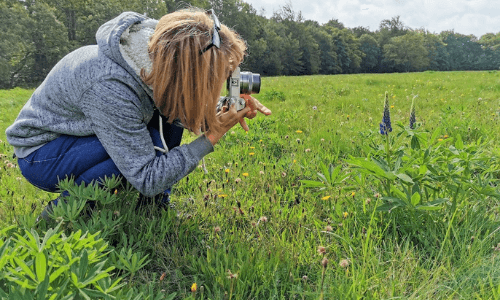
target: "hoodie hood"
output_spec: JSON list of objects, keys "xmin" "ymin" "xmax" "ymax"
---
[{"xmin": 96, "ymin": 12, "xmax": 157, "ymax": 97}]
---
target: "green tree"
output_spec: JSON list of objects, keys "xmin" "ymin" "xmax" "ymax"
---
[
  {"xmin": 0, "ymin": 1, "xmax": 33, "ymax": 88},
  {"xmin": 421, "ymin": 30, "xmax": 448, "ymax": 71},
  {"xmin": 359, "ymin": 34, "xmax": 381, "ymax": 73},
  {"xmin": 383, "ymin": 31, "xmax": 429, "ymax": 72},
  {"xmin": 479, "ymin": 32, "xmax": 500, "ymax": 51}
]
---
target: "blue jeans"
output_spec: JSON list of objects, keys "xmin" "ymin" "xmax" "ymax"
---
[{"xmin": 18, "ymin": 119, "xmax": 183, "ymax": 196}]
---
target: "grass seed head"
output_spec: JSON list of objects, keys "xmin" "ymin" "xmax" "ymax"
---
[
  {"xmin": 321, "ymin": 257, "xmax": 329, "ymax": 268},
  {"xmin": 339, "ymin": 259, "xmax": 350, "ymax": 268}
]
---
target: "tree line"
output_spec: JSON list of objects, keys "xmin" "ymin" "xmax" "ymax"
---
[{"xmin": 2, "ymin": 0, "xmax": 500, "ymax": 89}]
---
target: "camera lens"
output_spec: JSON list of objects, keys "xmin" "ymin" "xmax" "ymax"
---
[{"xmin": 240, "ymin": 72, "xmax": 261, "ymax": 95}]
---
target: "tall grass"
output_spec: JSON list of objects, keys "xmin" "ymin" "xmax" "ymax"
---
[{"xmin": 1, "ymin": 71, "xmax": 500, "ymax": 298}]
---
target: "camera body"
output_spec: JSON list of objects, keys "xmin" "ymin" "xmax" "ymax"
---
[{"xmin": 217, "ymin": 67, "xmax": 261, "ymax": 112}]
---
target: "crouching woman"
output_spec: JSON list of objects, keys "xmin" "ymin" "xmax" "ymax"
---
[{"xmin": 5, "ymin": 8, "xmax": 271, "ymax": 219}]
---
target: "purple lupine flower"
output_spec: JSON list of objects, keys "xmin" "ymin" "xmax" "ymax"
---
[
  {"xmin": 380, "ymin": 92, "xmax": 392, "ymax": 135},
  {"xmin": 409, "ymin": 95, "xmax": 417, "ymax": 129}
]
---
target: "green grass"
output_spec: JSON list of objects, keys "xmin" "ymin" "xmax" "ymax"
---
[{"xmin": 2, "ymin": 71, "xmax": 500, "ymax": 299}]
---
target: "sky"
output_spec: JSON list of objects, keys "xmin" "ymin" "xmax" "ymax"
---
[{"xmin": 243, "ymin": 0, "xmax": 500, "ymax": 38}]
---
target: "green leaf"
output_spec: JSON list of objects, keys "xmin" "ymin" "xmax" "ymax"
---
[
  {"xmin": 35, "ymin": 251, "xmax": 47, "ymax": 282},
  {"xmin": 49, "ymin": 265, "xmax": 69, "ymax": 284},
  {"xmin": 299, "ymin": 180, "xmax": 325, "ymax": 188},
  {"xmin": 416, "ymin": 198, "xmax": 448, "ymax": 211},
  {"xmin": 411, "ymin": 135, "xmax": 420, "ymax": 149},
  {"xmin": 455, "ymin": 134, "xmax": 464, "ymax": 150},
  {"xmin": 396, "ymin": 173, "xmax": 414, "ymax": 184},
  {"xmin": 430, "ymin": 127, "xmax": 441, "ymax": 143},
  {"xmin": 376, "ymin": 202, "xmax": 403, "ymax": 212},
  {"xmin": 411, "ymin": 192, "xmax": 421, "ymax": 206},
  {"xmin": 13, "ymin": 257, "xmax": 36, "ymax": 281}
]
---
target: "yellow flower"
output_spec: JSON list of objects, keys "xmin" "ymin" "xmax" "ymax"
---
[
  {"xmin": 191, "ymin": 283, "xmax": 197, "ymax": 292},
  {"xmin": 293, "ymin": 159, "xmax": 297, "ymax": 163},
  {"xmin": 351, "ymin": 191, "xmax": 356, "ymax": 197},
  {"xmin": 390, "ymin": 105, "xmax": 395, "ymax": 108},
  {"xmin": 322, "ymin": 196, "xmax": 331, "ymax": 200},
  {"xmin": 443, "ymin": 135, "xmax": 449, "ymax": 138},
  {"xmin": 249, "ymin": 152, "xmax": 255, "ymax": 156},
  {"xmin": 343, "ymin": 212, "xmax": 348, "ymax": 218},
  {"xmin": 225, "ymin": 168, "xmax": 230, "ymax": 173},
  {"xmin": 296, "ymin": 130, "xmax": 303, "ymax": 133},
  {"xmin": 218, "ymin": 194, "xmax": 228, "ymax": 198},
  {"xmin": 242, "ymin": 173, "xmax": 249, "ymax": 177},
  {"xmin": 250, "ymin": 146, "xmax": 255, "ymax": 149},
  {"xmin": 438, "ymin": 138, "xmax": 443, "ymax": 142}
]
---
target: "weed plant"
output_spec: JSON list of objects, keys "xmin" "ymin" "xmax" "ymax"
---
[{"xmin": 1, "ymin": 71, "xmax": 500, "ymax": 298}]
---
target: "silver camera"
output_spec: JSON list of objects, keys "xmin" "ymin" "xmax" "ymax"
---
[{"xmin": 216, "ymin": 67, "xmax": 261, "ymax": 112}]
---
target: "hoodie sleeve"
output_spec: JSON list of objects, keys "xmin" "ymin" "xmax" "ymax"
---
[{"xmin": 80, "ymin": 78, "xmax": 213, "ymax": 196}]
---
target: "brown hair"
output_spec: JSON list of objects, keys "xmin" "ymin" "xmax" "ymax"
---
[{"xmin": 141, "ymin": 8, "xmax": 246, "ymax": 134}]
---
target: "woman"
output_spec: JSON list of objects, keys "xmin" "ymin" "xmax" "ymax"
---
[{"xmin": 5, "ymin": 8, "xmax": 271, "ymax": 218}]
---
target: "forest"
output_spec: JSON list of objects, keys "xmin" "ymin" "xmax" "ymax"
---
[{"xmin": 2, "ymin": 0, "xmax": 500, "ymax": 88}]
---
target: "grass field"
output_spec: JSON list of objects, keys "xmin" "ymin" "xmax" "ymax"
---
[{"xmin": 2, "ymin": 71, "xmax": 500, "ymax": 299}]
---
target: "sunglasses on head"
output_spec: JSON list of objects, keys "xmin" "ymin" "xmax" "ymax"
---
[{"xmin": 200, "ymin": 9, "xmax": 221, "ymax": 55}]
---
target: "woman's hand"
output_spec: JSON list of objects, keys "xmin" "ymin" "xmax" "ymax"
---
[
  {"xmin": 205, "ymin": 104, "xmax": 251, "ymax": 145},
  {"xmin": 238, "ymin": 95, "xmax": 272, "ymax": 131}
]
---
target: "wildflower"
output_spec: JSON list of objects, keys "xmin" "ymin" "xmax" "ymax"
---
[
  {"xmin": 443, "ymin": 135, "xmax": 449, "ymax": 138},
  {"xmin": 379, "ymin": 91, "xmax": 392, "ymax": 135},
  {"xmin": 321, "ymin": 196, "xmax": 331, "ymax": 201},
  {"xmin": 339, "ymin": 259, "xmax": 350, "ymax": 268},
  {"xmin": 285, "ymin": 135, "xmax": 289, "ymax": 139},
  {"xmin": 409, "ymin": 95, "xmax": 417, "ymax": 129},
  {"xmin": 351, "ymin": 191, "xmax": 356, "ymax": 198},
  {"xmin": 343, "ymin": 211, "xmax": 348, "ymax": 218},
  {"xmin": 259, "ymin": 216, "xmax": 268, "ymax": 223},
  {"xmin": 231, "ymin": 131, "xmax": 236, "ymax": 135},
  {"xmin": 249, "ymin": 152, "xmax": 255, "ymax": 156},
  {"xmin": 191, "ymin": 283, "xmax": 197, "ymax": 292},
  {"xmin": 305, "ymin": 148, "xmax": 311, "ymax": 152},
  {"xmin": 365, "ymin": 198, "xmax": 372, "ymax": 205},
  {"xmin": 296, "ymin": 138, "xmax": 301, "ymax": 143},
  {"xmin": 6, "ymin": 163, "xmax": 15, "ymax": 168},
  {"xmin": 438, "ymin": 138, "xmax": 443, "ymax": 142},
  {"xmin": 218, "ymin": 194, "xmax": 228, "ymax": 198},
  {"xmin": 242, "ymin": 173, "xmax": 249, "ymax": 177},
  {"xmin": 259, "ymin": 170, "xmax": 265, "ymax": 175},
  {"xmin": 296, "ymin": 130, "xmax": 303, "ymax": 133},
  {"xmin": 317, "ymin": 246, "xmax": 326, "ymax": 255},
  {"xmin": 235, "ymin": 178, "xmax": 241, "ymax": 183},
  {"xmin": 225, "ymin": 168, "xmax": 230, "ymax": 173},
  {"xmin": 313, "ymin": 106, "xmax": 318, "ymax": 110},
  {"xmin": 320, "ymin": 138, "xmax": 325, "ymax": 142},
  {"xmin": 227, "ymin": 270, "xmax": 238, "ymax": 279},
  {"xmin": 214, "ymin": 226, "xmax": 221, "ymax": 233},
  {"xmin": 281, "ymin": 172, "xmax": 287, "ymax": 177},
  {"xmin": 325, "ymin": 225, "xmax": 333, "ymax": 232}
]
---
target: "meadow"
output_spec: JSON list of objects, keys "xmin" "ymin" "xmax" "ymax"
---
[{"xmin": 1, "ymin": 70, "xmax": 500, "ymax": 299}]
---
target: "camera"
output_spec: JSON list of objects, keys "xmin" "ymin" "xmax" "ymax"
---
[{"xmin": 216, "ymin": 67, "xmax": 261, "ymax": 112}]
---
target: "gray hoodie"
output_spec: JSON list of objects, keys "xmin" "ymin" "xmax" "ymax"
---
[{"xmin": 6, "ymin": 12, "xmax": 214, "ymax": 196}]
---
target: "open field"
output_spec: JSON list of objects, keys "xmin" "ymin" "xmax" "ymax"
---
[{"xmin": 2, "ymin": 71, "xmax": 500, "ymax": 299}]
